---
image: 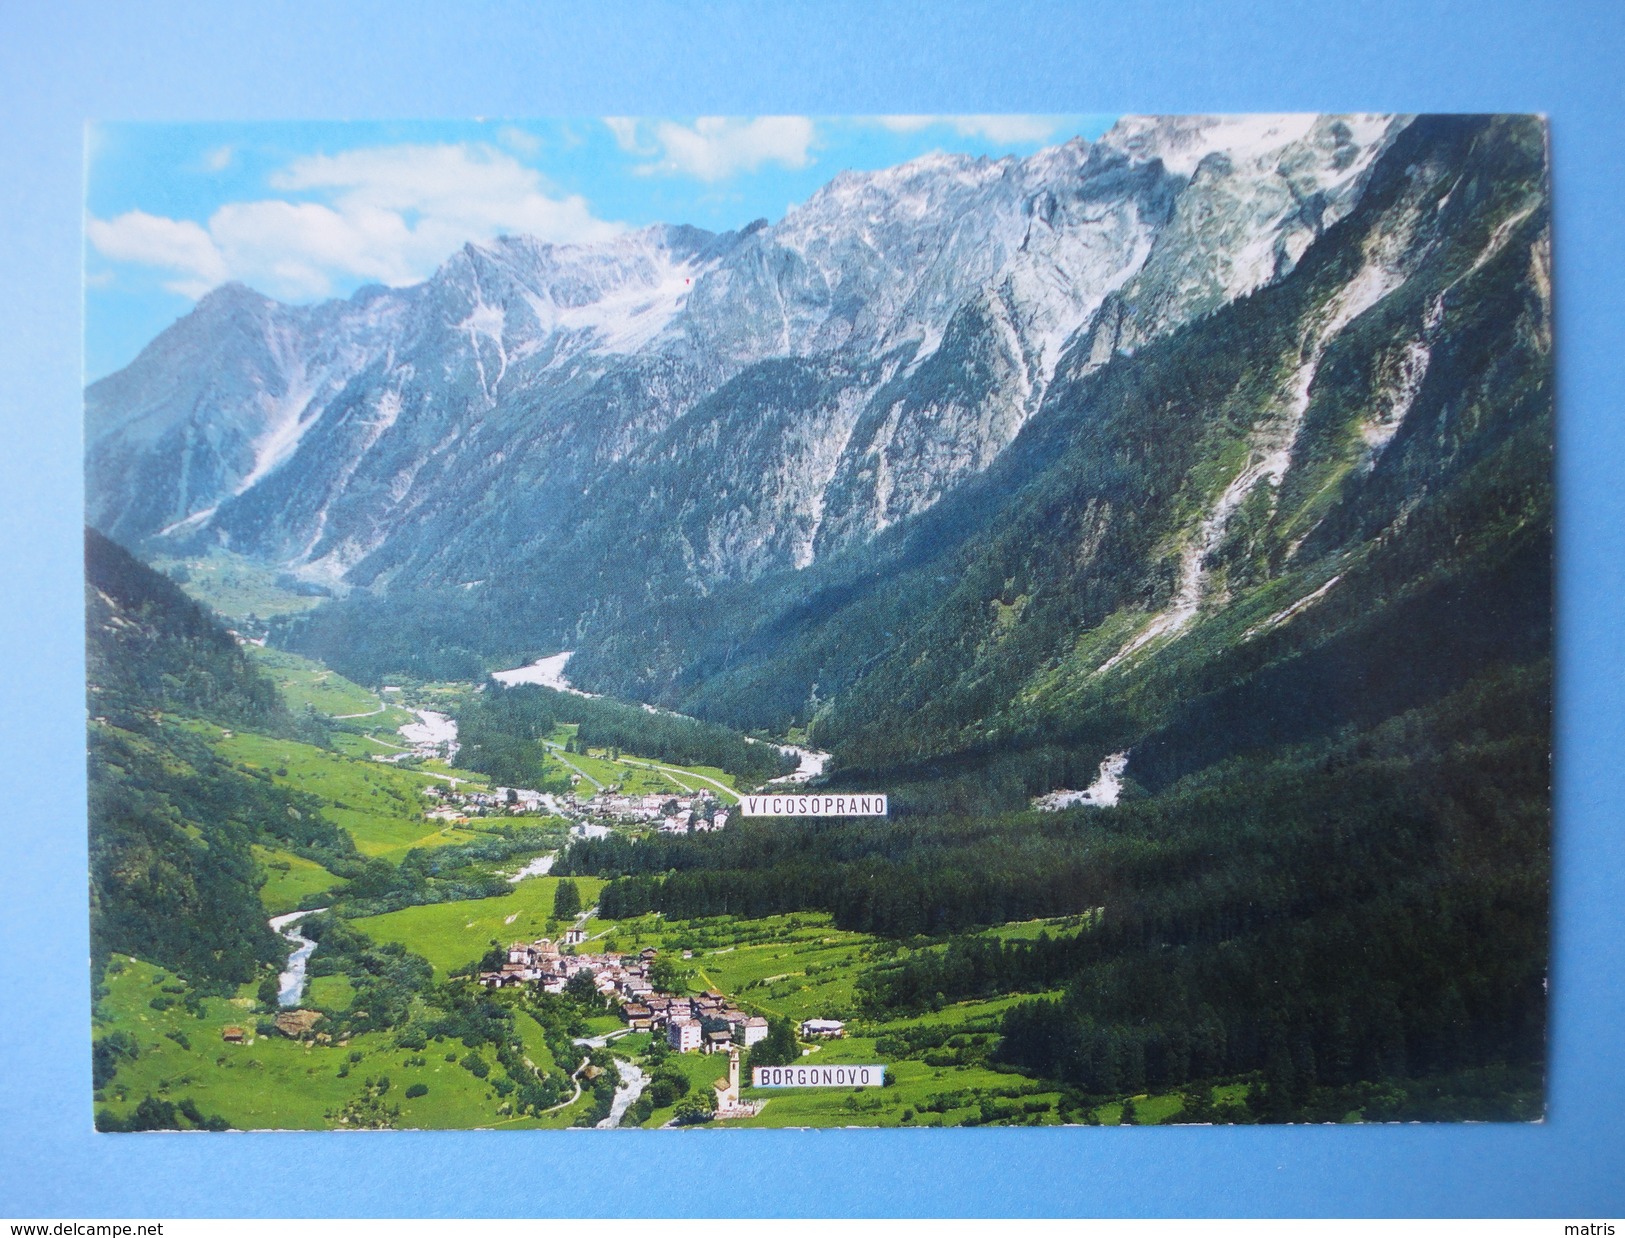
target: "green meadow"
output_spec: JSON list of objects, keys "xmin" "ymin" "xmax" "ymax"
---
[
  {"xmin": 687, "ymin": 924, "xmax": 874, "ymax": 1023},
  {"xmin": 544, "ymin": 728, "xmax": 744, "ymax": 802},
  {"xmin": 253, "ymin": 845, "xmax": 341, "ymax": 914},
  {"xmin": 305, "ymin": 974, "xmax": 355, "ymax": 1010},
  {"xmin": 93, "ymin": 956, "xmax": 520, "ymax": 1130},
  {"xmin": 247, "ymin": 646, "xmax": 387, "ymax": 718},
  {"xmin": 980, "ymin": 914, "xmax": 1096, "ymax": 942},
  {"xmin": 351, "ymin": 874, "xmax": 608, "ymax": 976},
  {"xmin": 331, "ymin": 730, "xmax": 411, "ymax": 760},
  {"xmin": 213, "ymin": 730, "xmax": 480, "ymax": 860}
]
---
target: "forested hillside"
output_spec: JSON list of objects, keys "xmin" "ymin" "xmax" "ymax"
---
[{"xmin": 87, "ymin": 529, "xmax": 360, "ymax": 984}]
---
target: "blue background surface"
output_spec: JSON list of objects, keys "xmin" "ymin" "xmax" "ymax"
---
[{"xmin": 1, "ymin": 0, "xmax": 1621, "ymax": 1218}]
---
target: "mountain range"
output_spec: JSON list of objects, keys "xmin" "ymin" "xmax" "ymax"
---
[{"xmin": 86, "ymin": 113, "xmax": 1551, "ymax": 810}]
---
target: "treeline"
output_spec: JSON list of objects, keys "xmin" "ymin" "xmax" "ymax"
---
[
  {"xmin": 561, "ymin": 810, "xmax": 1113, "ymax": 934},
  {"xmin": 458, "ymin": 680, "xmax": 794, "ymax": 788}
]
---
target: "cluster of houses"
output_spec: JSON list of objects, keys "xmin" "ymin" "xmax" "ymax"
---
[
  {"xmin": 581, "ymin": 791, "xmax": 730, "ymax": 836},
  {"xmin": 423, "ymin": 783, "xmax": 547, "ymax": 823},
  {"xmin": 418, "ymin": 782, "xmax": 732, "ymax": 839},
  {"xmin": 476, "ymin": 938, "xmax": 768, "ymax": 1056},
  {"xmin": 649, "ymin": 992, "xmax": 769, "ymax": 1056},
  {"xmin": 478, "ymin": 937, "xmax": 648, "ymax": 997}
]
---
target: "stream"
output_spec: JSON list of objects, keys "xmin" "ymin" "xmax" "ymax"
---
[
  {"xmin": 269, "ymin": 907, "xmax": 326, "ymax": 1007},
  {"xmin": 597, "ymin": 1058, "xmax": 648, "ymax": 1129},
  {"xmin": 1033, "ymin": 752, "xmax": 1130, "ymax": 811}
]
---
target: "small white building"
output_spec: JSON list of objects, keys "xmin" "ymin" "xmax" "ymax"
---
[
  {"xmin": 668, "ymin": 1017, "xmax": 702, "ymax": 1053},
  {"xmin": 800, "ymin": 1018, "xmax": 845, "ymax": 1039}
]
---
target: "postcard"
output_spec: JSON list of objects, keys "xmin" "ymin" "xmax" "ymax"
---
[{"xmin": 84, "ymin": 114, "xmax": 1551, "ymax": 1129}]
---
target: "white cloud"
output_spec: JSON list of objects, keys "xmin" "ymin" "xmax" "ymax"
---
[
  {"xmin": 204, "ymin": 145, "xmax": 234, "ymax": 171},
  {"xmin": 876, "ymin": 115, "xmax": 1065, "ymax": 144},
  {"xmin": 86, "ymin": 210, "xmax": 227, "ymax": 297},
  {"xmin": 497, "ymin": 125, "xmax": 542, "ymax": 156},
  {"xmin": 86, "ymin": 142, "xmax": 623, "ymax": 302},
  {"xmin": 875, "ymin": 116, "xmax": 936, "ymax": 133},
  {"xmin": 611, "ymin": 116, "xmax": 817, "ymax": 182},
  {"xmin": 603, "ymin": 117, "xmax": 649, "ymax": 154}
]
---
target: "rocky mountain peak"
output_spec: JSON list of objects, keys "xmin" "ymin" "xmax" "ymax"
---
[{"xmin": 89, "ymin": 115, "xmax": 1415, "ymax": 586}]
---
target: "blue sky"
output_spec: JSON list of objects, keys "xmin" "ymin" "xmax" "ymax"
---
[{"xmin": 84, "ymin": 114, "xmax": 1115, "ymax": 381}]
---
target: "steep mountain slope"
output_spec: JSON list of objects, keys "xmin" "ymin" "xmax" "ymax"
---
[
  {"xmin": 87, "ymin": 528, "xmax": 358, "ymax": 984},
  {"xmin": 441, "ymin": 115, "xmax": 1547, "ymax": 818},
  {"xmin": 798, "ymin": 114, "xmax": 1553, "ymax": 797}
]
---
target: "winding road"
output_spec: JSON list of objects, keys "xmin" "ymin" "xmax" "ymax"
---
[
  {"xmin": 616, "ymin": 756, "xmax": 740, "ymax": 804},
  {"xmin": 542, "ymin": 740, "xmax": 606, "ymax": 790}
]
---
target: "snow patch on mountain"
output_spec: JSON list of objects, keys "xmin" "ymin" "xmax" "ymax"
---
[{"xmin": 90, "ymin": 117, "xmax": 1413, "ymax": 592}]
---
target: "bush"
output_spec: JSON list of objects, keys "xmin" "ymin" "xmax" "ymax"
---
[
  {"xmin": 673, "ymin": 1091, "xmax": 716, "ymax": 1126},
  {"xmin": 405, "ymin": 1083, "xmax": 428, "ymax": 1099}
]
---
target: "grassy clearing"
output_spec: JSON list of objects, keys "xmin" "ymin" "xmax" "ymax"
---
[
  {"xmin": 514, "ymin": 1010, "xmax": 559, "ymax": 1077},
  {"xmin": 252, "ymin": 845, "xmax": 341, "ymax": 914},
  {"xmin": 350, "ymin": 875, "xmax": 607, "ymax": 977},
  {"xmin": 331, "ymin": 731, "xmax": 408, "ymax": 760},
  {"xmin": 1079, "ymin": 1081, "xmax": 1257, "ymax": 1125},
  {"xmin": 542, "ymin": 727, "xmax": 745, "ymax": 802},
  {"xmin": 691, "ymin": 930, "xmax": 873, "ymax": 1023},
  {"xmin": 562, "ymin": 910, "xmax": 878, "ymax": 1022},
  {"xmin": 980, "ymin": 914, "xmax": 1094, "ymax": 942},
  {"xmin": 870, "ymin": 991, "xmax": 1058, "ymax": 1032},
  {"xmin": 305, "ymin": 974, "xmax": 355, "ymax": 1010},
  {"xmin": 247, "ymin": 646, "xmax": 382, "ymax": 717},
  {"xmin": 214, "ymin": 730, "xmax": 480, "ymax": 860},
  {"xmin": 416, "ymin": 758, "xmax": 492, "ymax": 788},
  {"xmin": 615, "ymin": 757, "xmax": 740, "ymax": 803}
]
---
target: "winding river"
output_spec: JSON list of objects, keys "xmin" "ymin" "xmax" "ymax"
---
[
  {"xmin": 597, "ymin": 1058, "xmax": 649, "ymax": 1129},
  {"xmin": 269, "ymin": 908, "xmax": 325, "ymax": 1007}
]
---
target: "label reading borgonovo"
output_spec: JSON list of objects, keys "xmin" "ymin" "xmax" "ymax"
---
[
  {"xmin": 752, "ymin": 1064, "xmax": 886, "ymax": 1088},
  {"xmin": 740, "ymin": 794, "xmax": 887, "ymax": 817}
]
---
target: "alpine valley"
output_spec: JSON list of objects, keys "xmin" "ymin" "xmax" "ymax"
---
[{"xmin": 86, "ymin": 114, "xmax": 1552, "ymax": 1129}]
